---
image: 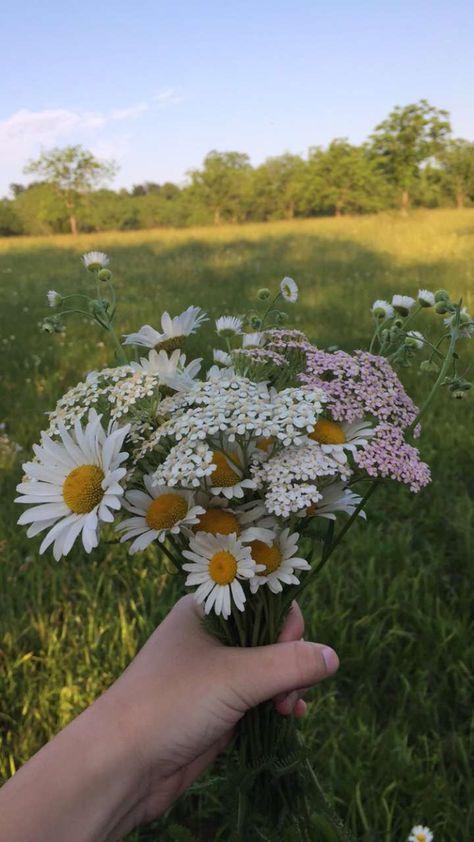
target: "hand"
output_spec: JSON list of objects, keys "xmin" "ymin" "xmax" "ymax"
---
[{"xmin": 0, "ymin": 596, "xmax": 339, "ymax": 842}]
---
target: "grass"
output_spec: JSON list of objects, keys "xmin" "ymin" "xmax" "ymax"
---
[{"xmin": 0, "ymin": 208, "xmax": 473, "ymax": 840}]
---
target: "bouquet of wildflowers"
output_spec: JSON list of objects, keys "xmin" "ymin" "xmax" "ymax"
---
[{"xmin": 16, "ymin": 253, "xmax": 472, "ymax": 836}]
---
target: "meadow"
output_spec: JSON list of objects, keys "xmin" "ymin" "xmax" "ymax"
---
[{"xmin": 0, "ymin": 209, "xmax": 473, "ymax": 840}]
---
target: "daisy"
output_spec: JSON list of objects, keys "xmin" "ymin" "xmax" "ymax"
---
[
  {"xmin": 123, "ymin": 306, "xmax": 207, "ymax": 351},
  {"xmin": 242, "ymin": 332, "xmax": 264, "ymax": 348},
  {"xmin": 392, "ymin": 294, "xmax": 416, "ymax": 316},
  {"xmin": 303, "ymin": 481, "xmax": 366, "ymax": 520},
  {"xmin": 194, "ymin": 499, "xmax": 275, "ymax": 544},
  {"xmin": 405, "ymin": 330, "xmax": 424, "ymax": 350},
  {"xmin": 183, "ymin": 532, "xmax": 262, "ymax": 618},
  {"xmin": 308, "ymin": 417, "xmax": 373, "ymax": 454},
  {"xmin": 417, "ymin": 289, "xmax": 435, "ymax": 308},
  {"xmin": 15, "ymin": 412, "xmax": 129, "ymax": 561},
  {"xmin": 82, "ymin": 251, "xmax": 109, "ymax": 271},
  {"xmin": 444, "ymin": 306, "xmax": 474, "ymax": 338},
  {"xmin": 408, "ymin": 826, "xmax": 433, "ymax": 842},
  {"xmin": 371, "ymin": 299, "xmax": 394, "ymax": 320},
  {"xmin": 47, "ymin": 290, "xmax": 61, "ymax": 308},
  {"xmin": 117, "ymin": 475, "xmax": 205, "ymax": 552},
  {"xmin": 130, "ymin": 348, "xmax": 201, "ymax": 391},
  {"xmin": 213, "ymin": 349, "xmax": 232, "ymax": 366},
  {"xmin": 280, "ymin": 277, "xmax": 298, "ymax": 303},
  {"xmin": 215, "ymin": 316, "xmax": 243, "ymax": 337},
  {"xmin": 208, "ymin": 445, "xmax": 256, "ymax": 500},
  {"xmin": 249, "ymin": 528, "xmax": 310, "ymax": 594}
]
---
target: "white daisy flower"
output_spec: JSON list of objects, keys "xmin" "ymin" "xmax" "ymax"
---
[
  {"xmin": 213, "ymin": 349, "xmax": 232, "ymax": 367},
  {"xmin": 208, "ymin": 446, "xmax": 256, "ymax": 500},
  {"xmin": 392, "ymin": 294, "xmax": 416, "ymax": 316},
  {"xmin": 183, "ymin": 532, "xmax": 262, "ymax": 618},
  {"xmin": 408, "ymin": 826, "xmax": 434, "ymax": 842},
  {"xmin": 308, "ymin": 417, "xmax": 373, "ymax": 454},
  {"xmin": 123, "ymin": 306, "xmax": 207, "ymax": 351},
  {"xmin": 249, "ymin": 528, "xmax": 310, "ymax": 594},
  {"xmin": 371, "ymin": 299, "xmax": 394, "ymax": 320},
  {"xmin": 242, "ymin": 332, "xmax": 264, "ymax": 348},
  {"xmin": 280, "ymin": 277, "xmax": 298, "ymax": 303},
  {"xmin": 444, "ymin": 306, "xmax": 474, "ymax": 338},
  {"xmin": 303, "ymin": 481, "xmax": 366, "ymax": 520},
  {"xmin": 15, "ymin": 412, "xmax": 129, "ymax": 561},
  {"xmin": 47, "ymin": 290, "xmax": 61, "ymax": 308},
  {"xmin": 194, "ymin": 499, "xmax": 275, "ymax": 544},
  {"xmin": 82, "ymin": 251, "xmax": 109, "ymax": 271},
  {"xmin": 130, "ymin": 348, "xmax": 201, "ymax": 391},
  {"xmin": 405, "ymin": 330, "xmax": 424, "ymax": 350},
  {"xmin": 117, "ymin": 475, "xmax": 205, "ymax": 552},
  {"xmin": 417, "ymin": 289, "xmax": 435, "ymax": 308},
  {"xmin": 215, "ymin": 316, "xmax": 243, "ymax": 337}
]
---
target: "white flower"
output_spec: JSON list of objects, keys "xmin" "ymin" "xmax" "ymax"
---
[
  {"xmin": 408, "ymin": 826, "xmax": 433, "ymax": 842},
  {"xmin": 417, "ymin": 289, "xmax": 435, "ymax": 308},
  {"xmin": 215, "ymin": 316, "xmax": 243, "ymax": 337},
  {"xmin": 213, "ymin": 349, "xmax": 232, "ymax": 367},
  {"xmin": 47, "ymin": 290, "xmax": 61, "ymax": 308},
  {"xmin": 123, "ymin": 306, "xmax": 207, "ymax": 350},
  {"xmin": 194, "ymin": 498, "xmax": 275, "ymax": 544},
  {"xmin": 444, "ymin": 306, "xmax": 474, "ymax": 338},
  {"xmin": 117, "ymin": 475, "xmax": 205, "ymax": 552},
  {"xmin": 371, "ymin": 299, "xmax": 394, "ymax": 319},
  {"xmin": 15, "ymin": 412, "xmax": 129, "ymax": 561},
  {"xmin": 242, "ymin": 332, "xmax": 264, "ymax": 348},
  {"xmin": 280, "ymin": 277, "xmax": 298, "ymax": 303},
  {"xmin": 82, "ymin": 251, "xmax": 109, "ymax": 271},
  {"xmin": 308, "ymin": 418, "xmax": 373, "ymax": 454},
  {"xmin": 405, "ymin": 330, "xmax": 424, "ymax": 350},
  {"xmin": 302, "ymin": 481, "xmax": 366, "ymax": 520},
  {"xmin": 130, "ymin": 349, "xmax": 201, "ymax": 391},
  {"xmin": 249, "ymin": 528, "xmax": 310, "ymax": 594},
  {"xmin": 208, "ymin": 445, "xmax": 256, "ymax": 500},
  {"xmin": 392, "ymin": 294, "xmax": 416, "ymax": 316},
  {"xmin": 183, "ymin": 532, "xmax": 262, "ymax": 618}
]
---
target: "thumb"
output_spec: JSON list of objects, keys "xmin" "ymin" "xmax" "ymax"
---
[{"xmin": 229, "ymin": 639, "xmax": 339, "ymax": 708}]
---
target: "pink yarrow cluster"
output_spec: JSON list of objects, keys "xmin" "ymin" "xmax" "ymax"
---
[{"xmin": 354, "ymin": 424, "xmax": 431, "ymax": 492}]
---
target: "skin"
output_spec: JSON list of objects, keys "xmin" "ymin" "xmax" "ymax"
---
[{"xmin": 0, "ymin": 596, "xmax": 339, "ymax": 842}]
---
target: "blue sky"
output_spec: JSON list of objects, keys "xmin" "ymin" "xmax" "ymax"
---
[{"xmin": 1, "ymin": 0, "xmax": 473, "ymax": 196}]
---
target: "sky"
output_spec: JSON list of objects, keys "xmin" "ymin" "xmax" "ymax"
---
[{"xmin": 1, "ymin": 0, "xmax": 473, "ymax": 196}]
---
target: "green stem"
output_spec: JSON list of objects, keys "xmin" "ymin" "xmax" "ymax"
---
[
  {"xmin": 106, "ymin": 325, "xmax": 128, "ymax": 365},
  {"xmin": 406, "ymin": 324, "xmax": 459, "ymax": 436}
]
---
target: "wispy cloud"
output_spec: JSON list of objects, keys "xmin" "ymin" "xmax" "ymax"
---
[{"xmin": 0, "ymin": 90, "xmax": 182, "ymax": 168}]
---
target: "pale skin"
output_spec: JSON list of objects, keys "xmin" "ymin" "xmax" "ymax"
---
[{"xmin": 0, "ymin": 596, "xmax": 339, "ymax": 842}]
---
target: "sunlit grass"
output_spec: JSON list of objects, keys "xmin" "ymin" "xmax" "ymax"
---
[{"xmin": 1, "ymin": 209, "xmax": 473, "ymax": 840}]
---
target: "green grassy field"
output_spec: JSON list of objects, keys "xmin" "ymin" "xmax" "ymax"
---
[{"xmin": 0, "ymin": 209, "xmax": 473, "ymax": 840}]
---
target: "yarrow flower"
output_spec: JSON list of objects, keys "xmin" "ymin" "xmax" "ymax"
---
[
  {"xmin": 82, "ymin": 251, "xmax": 109, "ymax": 271},
  {"xmin": 354, "ymin": 423, "xmax": 430, "ymax": 493},
  {"xmin": 183, "ymin": 532, "xmax": 263, "ymax": 618},
  {"xmin": 15, "ymin": 411, "xmax": 129, "ymax": 560},
  {"xmin": 280, "ymin": 276, "xmax": 298, "ymax": 303},
  {"xmin": 123, "ymin": 306, "xmax": 207, "ymax": 351},
  {"xmin": 408, "ymin": 826, "xmax": 434, "ymax": 842},
  {"xmin": 216, "ymin": 316, "xmax": 243, "ymax": 337}
]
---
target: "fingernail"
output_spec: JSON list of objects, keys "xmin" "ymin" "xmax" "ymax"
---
[{"xmin": 321, "ymin": 647, "xmax": 339, "ymax": 675}]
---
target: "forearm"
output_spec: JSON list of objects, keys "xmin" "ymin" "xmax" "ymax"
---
[{"xmin": 0, "ymin": 695, "xmax": 144, "ymax": 842}]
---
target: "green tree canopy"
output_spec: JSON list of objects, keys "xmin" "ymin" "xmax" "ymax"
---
[
  {"xmin": 369, "ymin": 99, "xmax": 451, "ymax": 211},
  {"xmin": 440, "ymin": 139, "xmax": 474, "ymax": 208},
  {"xmin": 188, "ymin": 151, "xmax": 252, "ymax": 224},
  {"xmin": 24, "ymin": 145, "xmax": 118, "ymax": 234}
]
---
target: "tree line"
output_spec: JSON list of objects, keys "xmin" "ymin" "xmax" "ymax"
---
[{"xmin": 1, "ymin": 99, "xmax": 473, "ymax": 236}]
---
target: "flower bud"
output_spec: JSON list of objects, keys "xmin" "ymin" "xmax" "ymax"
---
[
  {"xmin": 276, "ymin": 311, "xmax": 288, "ymax": 324},
  {"xmin": 40, "ymin": 320, "xmax": 55, "ymax": 334},
  {"xmin": 250, "ymin": 316, "xmax": 262, "ymax": 329},
  {"xmin": 434, "ymin": 289, "xmax": 450, "ymax": 303},
  {"xmin": 435, "ymin": 301, "xmax": 449, "ymax": 314},
  {"xmin": 257, "ymin": 288, "xmax": 271, "ymax": 301},
  {"xmin": 405, "ymin": 330, "xmax": 424, "ymax": 350},
  {"xmin": 393, "ymin": 318, "xmax": 404, "ymax": 329},
  {"xmin": 98, "ymin": 268, "xmax": 112, "ymax": 282},
  {"xmin": 420, "ymin": 360, "xmax": 439, "ymax": 373}
]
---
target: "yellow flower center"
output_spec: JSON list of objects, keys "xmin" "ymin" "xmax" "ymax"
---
[
  {"xmin": 306, "ymin": 503, "xmax": 318, "ymax": 515},
  {"xmin": 415, "ymin": 836, "xmax": 427, "ymax": 842},
  {"xmin": 154, "ymin": 336, "xmax": 185, "ymax": 352},
  {"xmin": 195, "ymin": 509, "xmax": 241, "ymax": 536},
  {"xmin": 209, "ymin": 550, "xmax": 238, "ymax": 585},
  {"xmin": 309, "ymin": 419, "xmax": 346, "ymax": 445},
  {"xmin": 145, "ymin": 494, "xmax": 188, "ymax": 530},
  {"xmin": 63, "ymin": 464, "xmax": 105, "ymax": 514},
  {"xmin": 250, "ymin": 540, "xmax": 282, "ymax": 574},
  {"xmin": 256, "ymin": 436, "xmax": 275, "ymax": 452},
  {"xmin": 211, "ymin": 451, "xmax": 241, "ymax": 487}
]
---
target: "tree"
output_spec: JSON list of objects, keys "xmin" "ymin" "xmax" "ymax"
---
[
  {"xmin": 440, "ymin": 139, "xmax": 474, "ymax": 208},
  {"xmin": 252, "ymin": 153, "xmax": 306, "ymax": 220},
  {"xmin": 302, "ymin": 139, "xmax": 388, "ymax": 216},
  {"xmin": 24, "ymin": 145, "xmax": 118, "ymax": 234},
  {"xmin": 369, "ymin": 99, "xmax": 451, "ymax": 212},
  {"xmin": 188, "ymin": 151, "xmax": 252, "ymax": 224}
]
